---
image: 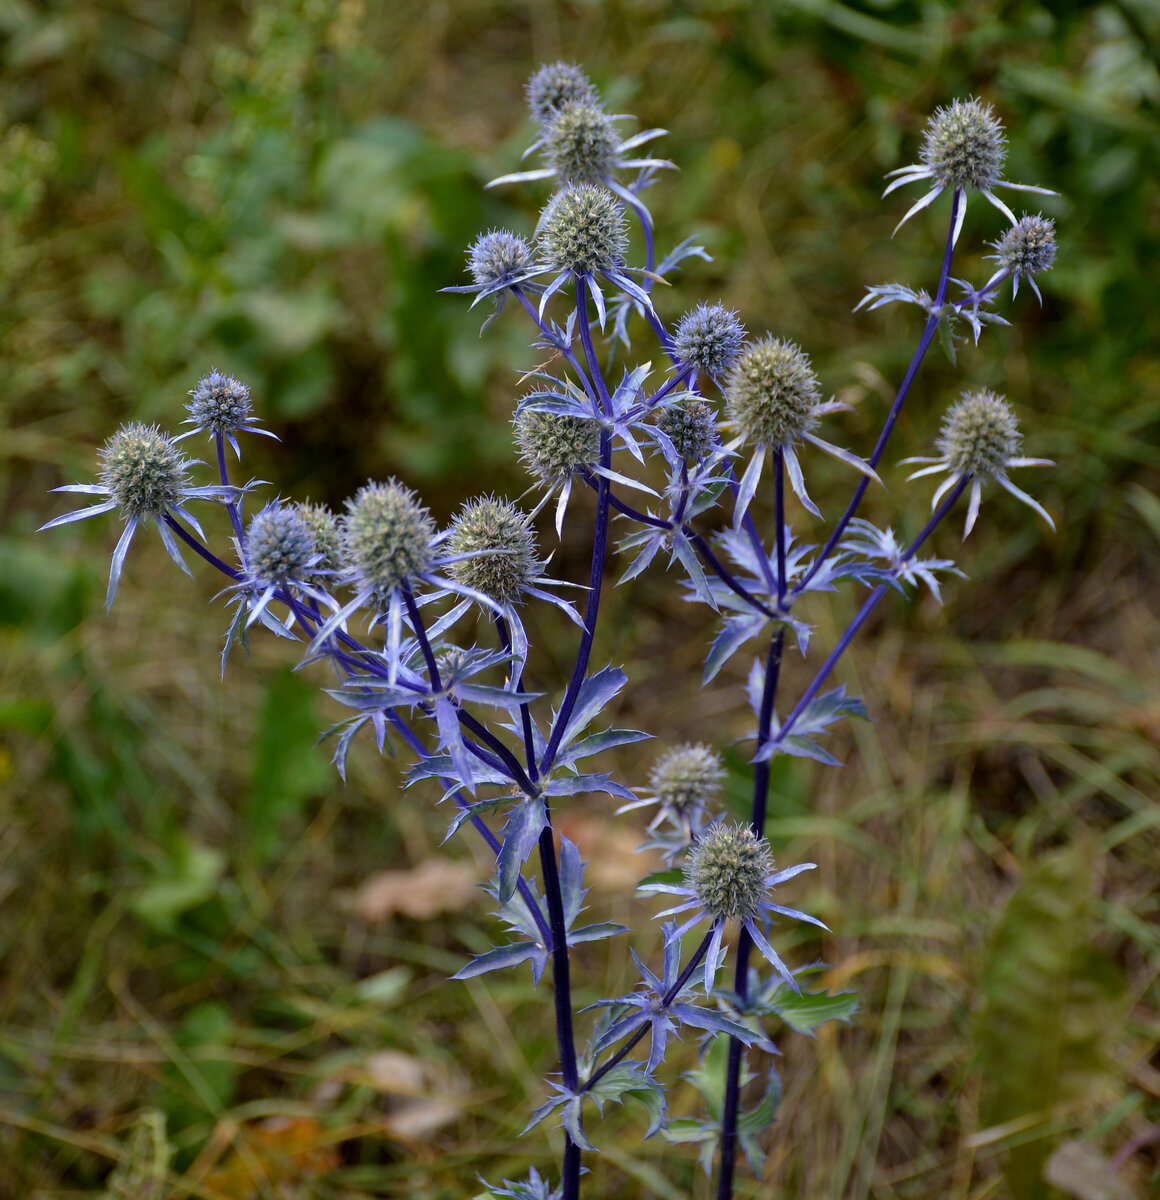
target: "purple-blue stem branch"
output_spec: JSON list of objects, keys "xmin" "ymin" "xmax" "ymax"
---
[{"xmin": 214, "ymin": 432, "xmax": 246, "ymax": 546}]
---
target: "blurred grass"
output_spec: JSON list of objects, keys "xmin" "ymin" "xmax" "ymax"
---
[{"xmin": 3, "ymin": 0, "xmax": 1159, "ymax": 1196}]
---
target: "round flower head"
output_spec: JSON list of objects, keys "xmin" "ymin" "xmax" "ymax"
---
[
  {"xmin": 181, "ymin": 369, "xmax": 275, "ymax": 456},
  {"xmin": 342, "ymin": 479, "xmax": 435, "ymax": 595},
  {"xmin": 515, "ymin": 408, "xmax": 600, "ymax": 485},
  {"xmin": 543, "ymin": 101, "xmax": 621, "ymax": 185},
  {"xmin": 294, "ymin": 501, "xmax": 341, "ymax": 573},
  {"xmin": 884, "ymin": 96, "xmax": 1056, "ymax": 242},
  {"xmin": 904, "ymin": 388, "xmax": 1055, "ymax": 537},
  {"xmin": 618, "ymin": 743, "xmax": 725, "ymax": 838},
  {"xmin": 987, "ymin": 213, "xmax": 1056, "ymax": 300},
  {"xmin": 244, "ymin": 502, "xmax": 317, "ymax": 589},
  {"xmin": 41, "ymin": 421, "xmax": 237, "ymax": 611},
  {"xmin": 674, "ymin": 303, "xmax": 746, "ymax": 382},
  {"xmin": 448, "ymin": 496, "xmax": 539, "ymax": 606},
  {"xmin": 525, "ymin": 62, "xmax": 598, "ymax": 128},
  {"xmin": 469, "ymin": 229, "xmax": 533, "ymax": 289},
  {"xmin": 657, "ymin": 399, "xmax": 718, "ymax": 465},
  {"xmin": 725, "ymin": 337, "xmax": 821, "ymax": 448},
  {"xmin": 641, "ymin": 821, "xmax": 825, "ymax": 994},
  {"xmin": 100, "ymin": 423, "xmax": 191, "ymax": 521},
  {"xmin": 537, "ymin": 183, "xmax": 628, "ymax": 276}
]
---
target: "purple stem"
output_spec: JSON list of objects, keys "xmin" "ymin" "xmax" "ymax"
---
[
  {"xmin": 775, "ymin": 448, "xmax": 787, "ymax": 611},
  {"xmin": 496, "ymin": 616, "xmax": 539, "ymax": 784},
  {"xmin": 511, "ymin": 286, "xmax": 599, "ymax": 408},
  {"xmin": 792, "ymin": 188, "xmax": 963, "ymax": 600},
  {"xmin": 214, "ymin": 432, "xmax": 246, "ymax": 546}
]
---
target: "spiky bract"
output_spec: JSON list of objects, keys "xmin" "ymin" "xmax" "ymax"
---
[
  {"xmin": 649, "ymin": 744, "xmax": 725, "ymax": 820},
  {"xmin": 525, "ymin": 62, "xmax": 598, "ymax": 128},
  {"xmin": 341, "ymin": 480, "xmax": 434, "ymax": 593},
  {"xmin": 658, "ymin": 398, "xmax": 717, "ymax": 463},
  {"xmin": 674, "ymin": 303, "xmax": 746, "ymax": 380},
  {"xmin": 543, "ymin": 101, "xmax": 620, "ymax": 185},
  {"xmin": 538, "ymin": 184, "xmax": 628, "ymax": 276},
  {"xmin": 469, "ymin": 230, "xmax": 534, "ymax": 288},
  {"xmin": 99, "ymin": 424, "xmax": 190, "ymax": 521},
  {"xmin": 449, "ymin": 496, "xmax": 539, "ymax": 605},
  {"xmin": 515, "ymin": 409, "xmax": 600, "ymax": 484},
  {"xmin": 244, "ymin": 503, "xmax": 316, "ymax": 588},
  {"xmin": 921, "ymin": 98, "xmax": 1006, "ymax": 192},
  {"xmin": 186, "ymin": 369, "xmax": 253, "ymax": 436},
  {"xmin": 725, "ymin": 336, "xmax": 821, "ymax": 447},
  {"xmin": 936, "ymin": 389, "xmax": 1022, "ymax": 481},
  {"xmin": 685, "ymin": 823, "xmax": 775, "ymax": 923}
]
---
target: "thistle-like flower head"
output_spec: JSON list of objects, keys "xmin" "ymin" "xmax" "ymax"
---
[
  {"xmin": 657, "ymin": 398, "xmax": 718, "ymax": 464},
  {"xmin": 244, "ymin": 502, "xmax": 318, "ymax": 589},
  {"xmin": 904, "ymin": 388, "xmax": 1055, "ymax": 537},
  {"xmin": 294, "ymin": 501, "xmax": 341, "ymax": 573},
  {"xmin": 525, "ymin": 62, "xmax": 598, "ymax": 128},
  {"xmin": 986, "ymin": 212, "xmax": 1057, "ymax": 300},
  {"xmin": 685, "ymin": 822, "xmax": 775, "ymax": 923},
  {"xmin": 469, "ymin": 229, "xmax": 534, "ymax": 288},
  {"xmin": 538, "ymin": 183, "xmax": 628, "ymax": 276},
  {"xmin": 448, "ymin": 496, "xmax": 539, "ymax": 606},
  {"xmin": 342, "ymin": 479, "xmax": 435, "ymax": 595},
  {"xmin": 100, "ymin": 423, "xmax": 192, "ymax": 521},
  {"xmin": 181, "ymin": 369, "xmax": 275, "ymax": 455},
  {"xmin": 673, "ymin": 303, "xmax": 746, "ymax": 383},
  {"xmin": 544, "ymin": 101, "xmax": 622, "ymax": 185},
  {"xmin": 618, "ymin": 743, "xmax": 724, "ymax": 840},
  {"xmin": 515, "ymin": 408, "xmax": 600, "ymax": 485},
  {"xmin": 725, "ymin": 337, "xmax": 821, "ymax": 448}
]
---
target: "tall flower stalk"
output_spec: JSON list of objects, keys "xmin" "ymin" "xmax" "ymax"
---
[{"xmin": 42, "ymin": 67, "xmax": 1057, "ymax": 1199}]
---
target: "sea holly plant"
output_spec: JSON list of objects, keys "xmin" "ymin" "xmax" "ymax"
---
[{"xmin": 41, "ymin": 65, "xmax": 1058, "ymax": 1199}]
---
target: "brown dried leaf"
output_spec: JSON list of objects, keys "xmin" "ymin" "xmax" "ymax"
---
[{"xmin": 351, "ymin": 858, "xmax": 477, "ymax": 921}]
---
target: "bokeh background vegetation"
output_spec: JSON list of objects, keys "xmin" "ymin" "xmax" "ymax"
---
[{"xmin": 3, "ymin": 1, "xmax": 1159, "ymax": 1196}]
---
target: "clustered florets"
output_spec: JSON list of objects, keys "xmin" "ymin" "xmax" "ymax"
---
[
  {"xmin": 725, "ymin": 336, "xmax": 821, "ymax": 447},
  {"xmin": 649, "ymin": 744, "xmax": 725, "ymax": 820},
  {"xmin": 936, "ymin": 389, "xmax": 1021, "ymax": 481},
  {"xmin": 514, "ymin": 408, "xmax": 600, "ymax": 484},
  {"xmin": 685, "ymin": 823, "xmax": 775, "ymax": 923},
  {"xmin": 525, "ymin": 61, "xmax": 598, "ymax": 128},
  {"xmin": 341, "ymin": 479, "xmax": 435, "ymax": 594},
  {"xmin": 186, "ymin": 369, "xmax": 253, "ymax": 436},
  {"xmin": 295, "ymin": 502, "xmax": 341, "ymax": 573},
  {"xmin": 244, "ymin": 502, "xmax": 317, "ymax": 588},
  {"xmin": 673, "ymin": 303, "xmax": 747, "ymax": 381},
  {"xmin": 448, "ymin": 496, "xmax": 539, "ymax": 605},
  {"xmin": 543, "ymin": 101, "xmax": 620, "ymax": 185},
  {"xmin": 537, "ymin": 183, "xmax": 628, "ymax": 276},
  {"xmin": 469, "ymin": 230, "xmax": 534, "ymax": 288},
  {"xmin": 99, "ymin": 423, "xmax": 190, "ymax": 521},
  {"xmin": 991, "ymin": 213, "xmax": 1056, "ymax": 277},
  {"xmin": 658, "ymin": 398, "xmax": 718, "ymax": 464},
  {"xmin": 920, "ymin": 97, "xmax": 1007, "ymax": 192}
]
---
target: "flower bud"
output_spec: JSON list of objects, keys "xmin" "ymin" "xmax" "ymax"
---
[
  {"xmin": 342, "ymin": 480, "xmax": 434, "ymax": 593},
  {"xmin": 99, "ymin": 423, "xmax": 189, "ymax": 520},
  {"xmin": 468, "ymin": 229, "xmax": 533, "ymax": 288},
  {"xmin": 936, "ymin": 389, "xmax": 1021, "ymax": 480},
  {"xmin": 991, "ymin": 213, "xmax": 1056, "ymax": 278},
  {"xmin": 245, "ymin": 502, "xmax": 316, "ymax": 588},
  {"xmin": 187, "ymin": 369, "xmax": 253, "ymax": 436},
  {"xmin": 920, "ymin": 97, "xmax": 1006, "ymax": 192},
  {"xmin": 514, "ymin": 408, "xmax": 600, "ymax": 484},
  {"xmin": 658, "ymin": 398, "xmax": 717, "ymax": 463},
  {"xmin": 725, "ymin": 336, "xmax": 821, "ymax": 447},
  {"xmin": 537, "ymin": 184, "xmax": 628, "ymax": 276},
  {"xmin": 543, "ymin": 101, "xmax": 620, "ymax": 185},
  {"xmin": 525, "ymin": 62, "xmax": 598, "ymax": 128},
  {"xmin": 685, "ymin": 823, "xmax": 774, "ymax": 923},
  {"xmin": 674, "ymin": 303, "xmax": 746, "ymax": 380},
  {"xmin": 448, "ymin": 496, "xmax": 538, "ymax": 605}
]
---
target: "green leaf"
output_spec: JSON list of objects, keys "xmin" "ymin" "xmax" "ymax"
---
[
  {"xmin": 132, "ymin": 837, "xmax": 224, "ymax": 934},
  {"xmin": 765, "ymin": 987, "xmax": 859, "ymax": 1034}
]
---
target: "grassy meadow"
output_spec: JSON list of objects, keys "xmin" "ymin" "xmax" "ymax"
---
[{"xmin": 2, "ymin": 1, "xmax": 1158, "ymax": 1197}]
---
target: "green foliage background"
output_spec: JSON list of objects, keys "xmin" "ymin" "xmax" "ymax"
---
[{"xmin": 2, "ymin": 1, "xmax": 1158, "ymax": 1197}]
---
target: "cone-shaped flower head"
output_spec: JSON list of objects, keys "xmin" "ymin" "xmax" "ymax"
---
[
  {"xmin": 685, "ymin": 822, "xmax": 775, "ymax": 923},
  {"xmin": 342, "ymin": 479, "xmax": 435, "ymax": 594},
  {"xmin": 658, "ymin": 398, "xmax": 718, "ymax": 464},
  {"xmin": 515, "ymin": 408, "xmax": 600, "ymax": 484},
  {"xmin": 294, "ymin": 501, "xmax": 341, "ymax": 573},
  {"xmin": 469, "ymin": 230, "xmax": 534, "ymax": 289},
  {"xmin": 244, "ymin": 502, "xmax": 317, "ymax": 589},
  {"xmin": 537, "ymin": 183, "xmax": 628, "ymax": 276},
  {"xmin": 525, "ymin": 62, "xmax": 598, "ymax": 128},
  {"xmin": 186, "ymin": 370, "xmax": 253, "ymax": 437},
  {"xmin": 936, "ymin": 389, "xmax": 1021, "ymax": 482},
  {"xmin": 921, "ymin": 97, "xmax": 1006, "ymax": 192},
  {"xmin": 448, "ymin": 496, "xmax": 539, "ymax": 606},
  {"xmin": 725, "ymin": 336, "xmax": 821, "ymax": 448},
  {"xmin": 674, "ymin": 303, "xmax": 746, "ymax": 381},
  {"xmin": 543, "ymin": 101, "xmax": 621, "ymax": 185},
  {"xmin": 100, "ymin": 423, "xmax": 191, "ymax": 521}
]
